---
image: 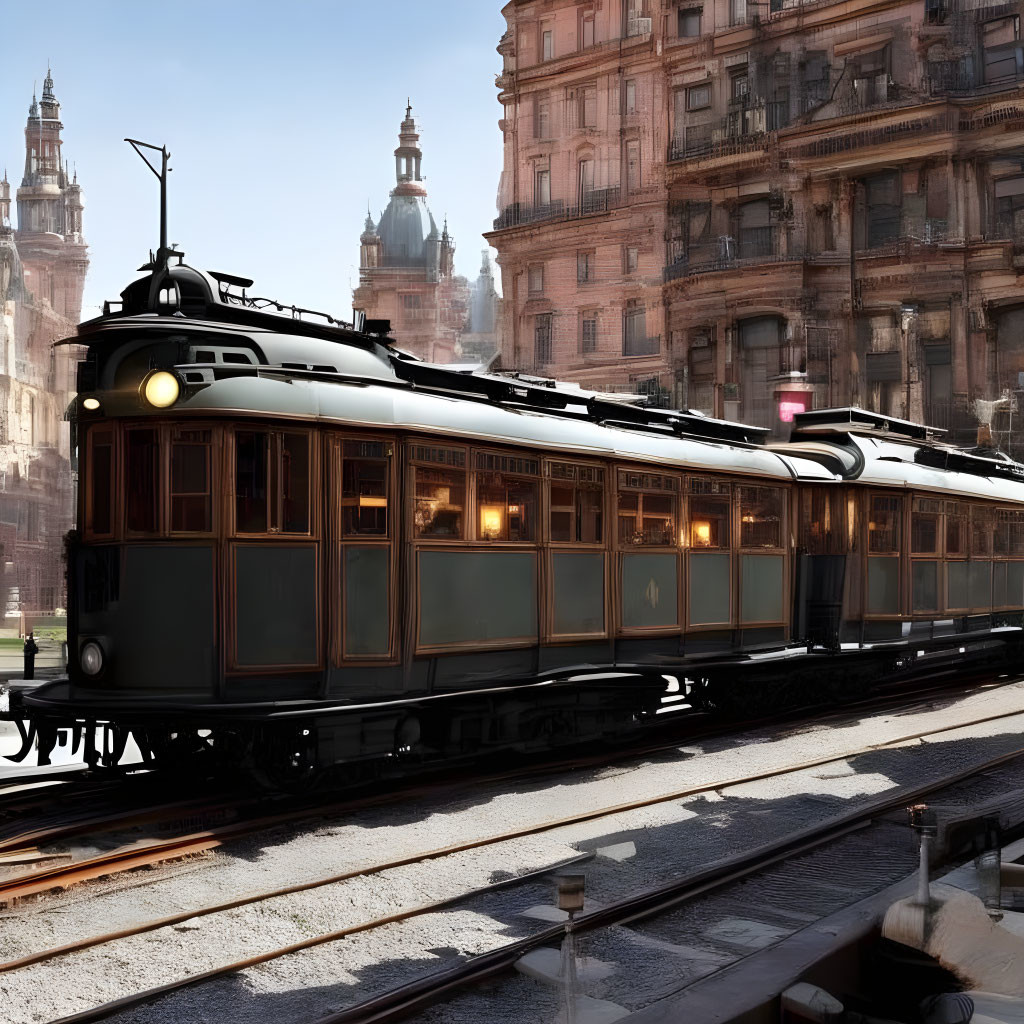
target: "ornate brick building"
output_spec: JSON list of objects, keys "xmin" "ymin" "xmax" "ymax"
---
[
  {"xmin": 0, "ymin": 70, "xmax": 87, "ymax": 618},
  {"xmin": 488, "ymin": 0, "xmax": 1024, "ymax": 448},
  {"xmin": 353, "ymin": 106, "xmax": 469, "ymax": 363}
]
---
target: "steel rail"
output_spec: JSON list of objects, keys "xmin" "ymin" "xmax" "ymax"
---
[
  {"xmin": 11, "ymin": 702, "xmax": 1024, "ymax": 1024},
  {"xmin": 0, "ymin": 668, "xmax": 1010, "ymax": 863},
  {"xmin": 319, "ymin": 740, "xmax": 1024, "ymax": 1024},
  {"xmin": 41, "ymin": 738, "xmax": 1024, "ymax": 1024},
  {"xmin": 2, "ymin": 693, "xmax": 1021, "ymax": 921},
  {"xmin": 0, "ymin": 671, "xmax": 1003, "ymax": 900}
]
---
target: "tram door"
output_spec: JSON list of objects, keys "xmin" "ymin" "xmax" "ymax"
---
[
  {"xmin": 794, "ymin": 486, "xmax": 848, "ymax": 648},
  {"xmin": 331, "ymin": 435, "xmax": 397, "ymax": 674}
]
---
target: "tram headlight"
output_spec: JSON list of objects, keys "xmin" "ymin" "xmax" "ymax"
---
[
  {"xmin": 82, "ymin": 397, "xmax": 101, "ymax": 411},
  {"xmin": 141, "ymin": 370, "xmax": 181, "ymax": 409},
  {"xmin": 80, "ymin": 641, "xmax": 104, "ymax": 677}
]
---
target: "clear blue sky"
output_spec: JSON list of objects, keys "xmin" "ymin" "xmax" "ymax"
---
[{"xmin": 0, "ymin": 0, "xmax": 506, "ymax": 321}]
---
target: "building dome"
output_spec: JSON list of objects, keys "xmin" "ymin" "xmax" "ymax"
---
[{"xmin": 377, "ymin": 194, "xmax": 437, "ymax": 266}]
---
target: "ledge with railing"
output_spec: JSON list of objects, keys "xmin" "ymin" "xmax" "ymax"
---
[
  {"xmin": 664, "ymin": 232, "xmax": 789, "ymax": 281},
  {"xmin": 668, "ymin": 101, "xmax": 789, "ymax": 164},
  {"xmin": 492, "ymin": 185, "xmax": 661, "ymax": 231}
]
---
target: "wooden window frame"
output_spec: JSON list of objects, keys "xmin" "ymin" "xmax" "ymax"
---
[
  {"xmin": 615, "ymin": 465, "xmax": 683, "ymax": 637},
  {"xmin": 863, "ymin": 491, "xmax": 904, "ymax": 619},
  {"xmin": 685, "ymin": 475, "xmax": 734, "ymax": 631},
  {"xmin": 84, "ymin": 424, "xmax": 116, "ymax": 541},
  {"xmin": 169, "ymin": 425, "xmax": 216, "ymax": 537},
  {"xmin": 123, "ymin": 424, "xmax": 162, "ymax": 539},
  {"xmin": 472, "ymin": 448, "xmax": 542, "ymax": 544},
  {"xmin": 737, "ymin": 482, "xmax": 788, "ymax": 628},
  {"xmin": 409, "ymin": 443, "xmax": 469, "ymax": 544},
  {"xmin": 330, "ymin": 432, "xmax": 398, "ymax": 667},
  {"xmin": 230, "ymin": 426, "xmax": 319, "ymax": 539},
  {"xmin": 909, "ymin": 495, "xmax": 943, "ymax": 616},
  {"xmin": 544, "ymin": 458, "xmax": 610, "ymax": 642}
]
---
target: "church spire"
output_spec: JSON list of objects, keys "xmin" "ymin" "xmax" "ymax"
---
[
  {"xmin": 40, "ymin": 68, "xmax": 59, "ymax": 121},
  {"xmin": 394, "ymin": 103, "xmax": 424, "ymax": 193}
]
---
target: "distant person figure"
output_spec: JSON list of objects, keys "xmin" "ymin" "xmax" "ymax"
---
[{"xmin": 23, "ymin": 632, "xmax": 38, "ymax": 680}]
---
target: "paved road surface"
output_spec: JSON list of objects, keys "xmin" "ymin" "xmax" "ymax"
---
[{"xmin": 0, "ymin": 639, "xmax": 65, "ymax": 682}]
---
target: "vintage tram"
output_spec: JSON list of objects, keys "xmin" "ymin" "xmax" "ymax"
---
[{"xmin": 8, "ymin": 248, "xmax": 1024, "ymax": 782}]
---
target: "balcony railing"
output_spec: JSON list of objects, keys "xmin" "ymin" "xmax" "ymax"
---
[
  {"xmin": 668, "ymin": 100, "xmax": 789, "ymax": 164},
  {"xmin": 492, "ymin": 186, "xmax": 626, "ymax": 230},
  {"xmin": 664, "ymin": 232, "xmax": 783, "ymax": 280}
]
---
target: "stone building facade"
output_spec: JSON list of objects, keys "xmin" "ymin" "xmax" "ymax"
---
[
  {"xmin": 488, "ymin": 0, "xmax": 1024, "ymax": 449},
  {"xmin": 353, "ymin": 107, "xmax": 469, "ymax": 363},
  {"xmin": 0, "ymin": 71, "xmax": 87, "ymax": 618}
]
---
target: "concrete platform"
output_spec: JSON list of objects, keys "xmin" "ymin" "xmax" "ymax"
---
[{"xmin": 619, "ymin": 839, "xmax": 1024, "ymax": 1023}]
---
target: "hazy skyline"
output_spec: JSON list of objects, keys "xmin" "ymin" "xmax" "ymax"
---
[{"xmin": 1, "ymin": 0, "xmax": 506, "ymax": 322}]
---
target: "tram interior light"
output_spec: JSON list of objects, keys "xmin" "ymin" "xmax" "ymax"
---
[
  {"xmin": 142, "ymin": 370, "xmax": 181, "ymax": 409},
  {"xmin": 359, "ymin": 496, "xmax": 387, "ymax": 508},
  {"xmin": 480, "ymin": 505, "xmax": 504, "ymax": 539},
  {"xmin": 692, "ymin": 521, "xmax": 712, "ymax": 546}
]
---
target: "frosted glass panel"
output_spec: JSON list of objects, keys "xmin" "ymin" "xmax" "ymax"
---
[
  {"xmin": 690, "ymin": 551, "xmax": 730, "ymax": 624},
  {"xmin": 553, "ymin": 552, "xmax": 605, "ymax": 635},
  {"xmin": 1009, "ymin": 562, "xmax": 1024, "ymax": 606},
  {"xmin": 867, "ymin": 556, "xmax": 899, "ymax": 615},
  {"xmin": 993, "ymin": 561, "xmax": 1008, "ymax": 608},
  {"xmin": 912, "ymin": 561, "xmax": 938, "ymax": 612},
  {"xmin": 621, "ymin": 553, "xmax": 678, "ymax": 628},
  {"xmin": 969, "ymin": 561, "xmax": 992, "ymax": 610},
  {"xmin": 236, "ymin": 545, "xmax": 317, "ymax": 666},
  {"xmin": 122, "ymin": 546, "xmax": 214, "ymax": 691},
  {"xmin": 419, "ymin": 550, "xmax": 537, "ymax": 646},
  {"xmin": 741, "ymin": 555, "xmax": 784, "ymax": 622},
  {"xmin": 948, "ymin": 561, "xmax": 969, "ymax": 609},
  {"xmin": 345, "ymin": 546, "xmax": 390, "ymax": 656}
]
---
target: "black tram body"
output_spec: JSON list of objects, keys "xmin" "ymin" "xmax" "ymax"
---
[{"xmin": 10, "ymin": 256, "xmax": 1024, "ymax": 777}]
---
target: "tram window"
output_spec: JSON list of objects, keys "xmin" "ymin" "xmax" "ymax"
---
[
  {"xmin": 549, "ymin": 464, "xmax": 603, "ymax": 543},
  {"xmin": 1012, "ymin": 512, "xmax": 1024, "ymax": 555},
  {"xmin": 342, "ymin": 441, "xmax": 388, "ymax": 536},
  {"xmin": 994, "ymin": 509, "xmax": 1013, "ymax": 557},
  {"xmin": 125, "ymin": 428, "xmax": 159, "ymax": 533},
  {"xmin": 171, "ymin": 430, "xmax": 211, "ymax": 533},
  {"xmin": 414, "ymin": 467, "xmax": 465, "ymax": 538},
  {"xmin": 236, "ymin": 430, "xmax": 269, "ymax": 533},
  {"xmin": 971, "ymin": 505, "xmax": 994, "ymax": 557},
  {"xmin": 868, "ymin": 495, "xmax": 902, "ymax": 553},
  {"xmin": 617, "ymin": 484, "xmax": 677, "ymax": 546},
  {"xmin": 477, "ymin": 473, "xmax": 539, "ymax": 541},
  {"xmin": 739, "ymin": 486, "xmax": 782, "ymax": 549},
  {"xmin": 911, "ymin": 502, "xmax": 941, "ymax": 555},
  {"xmin": 281, "ymin": 433, "xmax": 310, "ymax": 534},
  {"xmin": 89, "ymin": 429, "xmax": 114, "ymax": 536},
  {"xmin": 689, "ymin": 496, "xmax": 729, "ymax": 548},
  {"xmin": 946, "ymin": 503, "xmax": 967, "ymax": 556}
]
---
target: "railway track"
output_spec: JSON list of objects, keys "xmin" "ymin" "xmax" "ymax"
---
[
  {"xmin": 0, "ymin": 669, "xmax": 1017, "ymax": 906},
  {"xmin": 6, "ymin": 692, "xmax": 1024, "ymax": 1024}
]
